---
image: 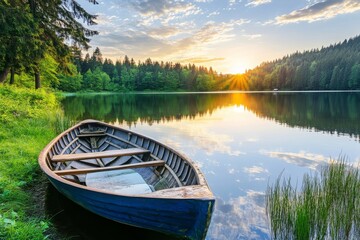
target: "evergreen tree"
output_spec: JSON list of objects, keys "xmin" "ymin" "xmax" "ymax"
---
[{"xmin": 0, "ymin": 0, "xmax": 98, "ymax": 88}]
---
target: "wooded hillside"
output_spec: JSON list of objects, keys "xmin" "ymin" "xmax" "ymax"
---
[{"xmin": 241, "ymin": 36, "xmax": 360, "ymax": 90}]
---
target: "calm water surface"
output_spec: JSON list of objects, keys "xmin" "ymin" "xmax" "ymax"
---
[{"xmin": 51, "ymin": 92, "xmax": 360, "ymax": 239}]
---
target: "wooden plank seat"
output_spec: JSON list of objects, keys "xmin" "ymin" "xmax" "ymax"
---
[
  {"xmin": 77, "ymin": 133, "xmax": 107, "ymax": 138},
  {"xmin": 54, "ymin": 160, "xmax": 165, "ymax": 175},
  {"xmin": 86, "ymin": 169, "xmax": 154, "ymax": 194},
  {"xmin": 51, "ymin": 148, "xmax": 150, "ymax": 162}
]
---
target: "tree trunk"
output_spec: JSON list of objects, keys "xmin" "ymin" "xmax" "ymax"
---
[
  {"xmin": 10, "ymin": 68, "xmax": 15, "ymax": 85},
  {"xmin": 35, "ymin": 70, "xmax": 41, "ymax": 89},
  {"xmin": 0, "ymin": 67, "xmax": 10, "ymax": 83}
]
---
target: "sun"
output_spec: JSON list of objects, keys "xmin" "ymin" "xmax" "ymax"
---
[{"xmin": 228, "ymin": 65, "xmax": 246, "ymax": 74}]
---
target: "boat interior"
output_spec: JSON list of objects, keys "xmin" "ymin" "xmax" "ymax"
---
[{"xmin": 46, "ymin": 123, "xmax": 199, "ymax": 194}]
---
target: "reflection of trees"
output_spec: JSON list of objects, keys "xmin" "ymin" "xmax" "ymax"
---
[
  {"xmin": 61, "ymin": 92, "xmax": 360, "ymax": 138},
  {"xmin": 243, "ymin": 93, "xmax": 360, "ymax": 139},
  {"xmin": 61, "ymin": 93, "xmax": 236, "ymax": 125}
]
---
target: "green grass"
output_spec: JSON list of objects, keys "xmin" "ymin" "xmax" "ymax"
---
[
  {"xmin": 266, "ymin": 158, "xmax": 360, "ymax": 240},
  {"xmin": 0, "ymin": 86, "xmax": 60, "ymax": 239}
]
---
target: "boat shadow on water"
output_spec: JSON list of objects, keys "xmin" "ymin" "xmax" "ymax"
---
[{"xmin": 45, "ymin": 183, "xmax": 180, "ymax": 239}]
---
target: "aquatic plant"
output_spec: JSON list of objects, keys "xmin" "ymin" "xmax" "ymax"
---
[
  {"xmin": 266, "ymin": 158, "xmax": 360, "ymax": 239},
  {"xmin": 52, "ymin": 110, "xmax": 76, "ymax": 134}
]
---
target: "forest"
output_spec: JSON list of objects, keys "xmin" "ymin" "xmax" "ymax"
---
[
  {"xmin": 1, "ymin": 1, "xmax": 360, "ymax": 91},
  {"xmin": 58, "ymin": 35, "xmax": 360, "ymax": 92},
  {"xmin": 242, "ymin": 35, "xmax": 360, "ymax": 90},
  {"xmin": 57, "ymin": 47, "xmax": 230, "ymax": 92}
]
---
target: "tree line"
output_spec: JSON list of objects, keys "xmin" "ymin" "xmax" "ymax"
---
[
  {"xmin": 56, "ymin": 47, "xmax": 230, "ymax": 92},
  {"xmin": 240, "ymin": 35, "xmax": 360, "ymax": 90},
  {"xmin": 1, "ymin": 1, "xmax": 360, "ymax": 91}
]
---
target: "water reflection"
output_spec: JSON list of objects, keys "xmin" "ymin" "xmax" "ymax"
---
[
  {"xmin": 45, "ymin": 184, "xmax": 176, "ymax": 239},
  {"xmin": 62, "ymin": 92, "xmax": 360, "ymax": 139},
  {"xmin": 263, "ymin": 150, "xmax": 329, "ymax": 170},
  {"xmin": 209, "ymin": 192, "xmax": 269, "ymax": 240},
  {"xmin": 56, "ymin": 92, "xmax": 360, "ymax": 239}
]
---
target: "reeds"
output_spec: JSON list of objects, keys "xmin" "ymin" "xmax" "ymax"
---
[
  {"xmin": 52, "ymin": 110, "xmax": 75, "ymax": 134},
  {"xmin": 266, "ymin": 158, "xmax": 360, "ymax": 240}
]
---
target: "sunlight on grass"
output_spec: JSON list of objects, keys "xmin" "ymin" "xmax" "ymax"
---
[
  {"xmin": 0, "ymin": 86, "xmax": 59, "ymax": 239},
  {"xmin": 266, "ymin": 158, "xmax": 360, "ymax": 239}
]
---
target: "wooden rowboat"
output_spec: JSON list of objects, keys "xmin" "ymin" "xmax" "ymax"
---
[{"xmin": 38, "ymin": 119, "xmax": 215, "ymax": 239}]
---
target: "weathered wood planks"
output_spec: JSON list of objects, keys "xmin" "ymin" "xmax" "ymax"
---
[
  {"xmin": 51, "ymin": 148, "xmax": 150, "ymax": 162},
  {"xmin": 54, "ymin": 160, "xmax": 165, "ymax": 175}
]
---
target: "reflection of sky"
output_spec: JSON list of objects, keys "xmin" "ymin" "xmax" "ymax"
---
[{"xmin": 116, "ymin": 105, "xmax": 360, "ymax": 239}]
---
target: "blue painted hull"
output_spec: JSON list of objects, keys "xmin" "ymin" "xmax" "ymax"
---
[{"xmin": 48, "ymin": 176, "xmax": 214, "ymax": 239}]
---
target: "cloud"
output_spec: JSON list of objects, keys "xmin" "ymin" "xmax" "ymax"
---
[
  {"xmin": 150, "ymin": 19, "xmax": 249, "ymax": 58},
  {"xmin": 207, "ymin": 11, "xmax": 220, "ymax": 17},
  {"xmin": 246, "ymin": 0, "xmax": 272, "ymax": 7},
  {"xmin": 275, "ymin": 0, "xmax": 360, "ymax": 24},
  {"xmin": 91, "ymin": 18, "xmax": 249, "ymax": 62},
  {"xmin": 162, "ymin": 120, "xmax": 246, "ymax": 156},
  {"xmin": 146, "ymin": 26, "xmax": 182, "ymax": 39},
  {"xmin": 208, "ymin": 192, "xmax": 270, "ymax": 239},
  {"xmin": 243, "ymin": 166, "xmax": 269, "ymax": 174},
  {"xmin": 127, "ymin": 0, "xmax": 202, "ymax": 25},
  {"xmin": 178, "ymin": 57, "xmax": 225, "ymax": 64},
  {"xmin": 243, "ymin": 34, "xmax": 262, "ymax": 39},
  {"xmin": 89, "ymin": 0, "xmax": 250, "ymax": 65},
  {"xmin": 262, "ymin": 150, "xmax": 329, "ymax": 169}
]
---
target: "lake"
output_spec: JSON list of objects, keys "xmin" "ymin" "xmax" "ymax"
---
[{"xmin": 49, "ymin": 91, "xmax": 360, "ymax": 239}]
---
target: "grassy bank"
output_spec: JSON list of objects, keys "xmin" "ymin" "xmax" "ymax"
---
[
  {"xmin": 266, "ymin": 159, "xmax": 360, "ymax": 239},
  {"xmin": 0, "ymin": 86, "xmax": 61, "ymax": 239}
]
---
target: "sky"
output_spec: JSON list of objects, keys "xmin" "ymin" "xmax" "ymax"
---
[{"xmin": 80, "ymin": 0, "xmax": 360, "ymax": 74}]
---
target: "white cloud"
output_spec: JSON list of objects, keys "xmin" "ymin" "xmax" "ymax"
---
[
  {"xmin": 229, "ymin": 168, "xmax": 236, "ymax": 174},
  {"xmin": 229, "ymin": 0, "xmax": 237, "ymax": 6},
  {"xmin": 128, "ymin": 0, "xmax": 202, "ymax": 25},
  {"xmin": 91, "ymin": 17, "xmax": 249, "ymax": 62},
  {"xmin": 243, "ymin": 165, "xmax": 269, "ymax": 174},
  {"xmin": 243, "ymin": 34, "xmax": 262, "ymax": 39},
  {"xmin": 262, "ymin": 150, "xmax": 329, "ymax": 169},
  {"xmin": 275, "ymin": 0, "xmax": 360, "ymax": 24},
  {"xmin": 207, "ymin": 11, "xmax": 220, "ymax": 17},
  {"xmin": 151, "ymin": 19, "xmax": 250, "ymax": 58},
  {"xmin": 146, "ymin": 26, "xmax": 182, "ymax": 39},
  {"xmin": 208, "ymin": 192, "xmax": 269, "ymax": 239},
  {"xmin": 178, "ymin": 57, "xmax": 225, "ymax": 64},
  {"xmin": 246, "ymin": 0, "xmax": 271, "ymax": 7}
]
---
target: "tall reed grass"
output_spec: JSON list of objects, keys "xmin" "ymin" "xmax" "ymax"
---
[
  {"xmin": 266, "ymin": 158, "xmax": 360, "ymax": 239},
  {"xmin": 52, "ymin": 110, "xmax": 75, "ymax": 134}
]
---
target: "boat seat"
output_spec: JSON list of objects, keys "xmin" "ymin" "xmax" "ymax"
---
[
  {"xmin": 85, "ymin": 169, "xmax": 153, "ymax": 195},
  {"xmin": 52, "ymin": 148, "xmax": 150, "ymax": 162}
]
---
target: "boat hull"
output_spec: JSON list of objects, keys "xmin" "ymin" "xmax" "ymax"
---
[
  {"xmin": 47, "ymin": 174, "xmax": 214, "ymax": 240},
  {"xmin": 39, "ymin": 120, "xmax": 215, "ymax": 239}
]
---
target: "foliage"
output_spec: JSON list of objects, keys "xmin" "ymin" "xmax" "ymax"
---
[
  {"xmin": 0, "ymin": 0, "xmax": 98, "ymax": 87},
  {"xmin": 56, "ymin": 48, "xmax": 229, "ymax": 92},
  {"xmin": 266, "ymin": 159, "xmax": 360, "ymax": 239},
  {"xmin": 0, "ymin": 85, "xmax": 59, "ymax": 239},
  {"xmin": 56, "ymin": 64, "xmax": 83, "ymax": 92},
  {"xmin": 0, "ymin": 3, "xmax": 42, "ymax": 80},
  {"xmin": 242, "ymin": 35, "xmax": 360, "ymax": 90}
]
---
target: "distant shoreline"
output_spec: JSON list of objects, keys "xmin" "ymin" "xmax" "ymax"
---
[{"xmin": 60, "ymin": 90, "xmax": 360, "ymax": 96}]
